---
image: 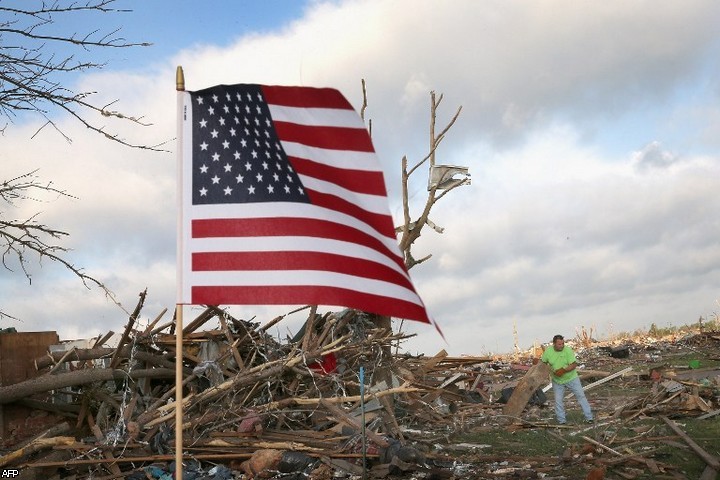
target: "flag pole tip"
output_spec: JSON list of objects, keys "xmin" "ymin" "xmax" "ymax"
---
[{"xmin": 176, "ymin": 66, "xmax": 185, "ymax": 91}]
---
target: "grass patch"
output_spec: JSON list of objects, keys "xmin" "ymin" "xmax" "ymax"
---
[{"xmin": 442, "ymin": 415, "xmax": 720, "ymax": 479}]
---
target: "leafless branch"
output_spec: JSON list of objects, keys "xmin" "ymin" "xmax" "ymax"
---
[
  {"xmin": 0, "ymin": 2, "xmax": 157, "ymax": 319},
  {"xmin": 397, "ymin": 91, "xmax": 465, "ymax": 269},
  {"xmin": 0, "ymin": 0, "xmax": 166, "ymax": 151},
  {"xmin": 0, "ymin": 170, "xmax": 121, "ymax": 320}
]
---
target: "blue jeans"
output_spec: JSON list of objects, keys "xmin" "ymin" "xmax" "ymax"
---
[{"xmin": 552, "ymin": 376, "xmax": 593, "ymax": 423}]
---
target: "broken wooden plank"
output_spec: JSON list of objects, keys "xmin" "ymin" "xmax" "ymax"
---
[
  {"xmin": 110, "ymin": 289, "xmax": 145, "ymax": 369},
  {"xmin": 319, "ymin": 398, "xmax": 389, "ymax": 448},
  {"xmin": 502, "ymin": 361, "xmax": 550, "ymax": 418},
  {"xmin": 698, "ymin": 409, "xmax": 720, "ymax": 420},
  {"xmin": 0, "ymin": 436, "xmax": 76, "ymax": 468},
  {"xmin": 661, "ymin": 416, "xmax": 719, "ymax": 472}
]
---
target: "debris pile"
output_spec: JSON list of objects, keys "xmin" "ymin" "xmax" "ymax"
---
[
  {"xmin": 0, "ymin": 298, "xmax": 492, "ymax": 479},
  {"xmin": 0, "ymin": 298, "xmax": 719, "ymax": 479}
]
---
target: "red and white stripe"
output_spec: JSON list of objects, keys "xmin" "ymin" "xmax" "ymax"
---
[{"xmin": 178, "ymin": 85, "xmax": 431, "ymax": 324}]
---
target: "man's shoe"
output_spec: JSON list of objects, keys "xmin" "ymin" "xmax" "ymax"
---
[{"xmin": 585, "ymin": 418, "xmax": 594, "ymax": 424}]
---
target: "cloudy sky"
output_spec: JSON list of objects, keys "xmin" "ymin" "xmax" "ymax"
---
[{"xmin": 2, "ymin": 0, "xmax": 719, "ymax": 356}]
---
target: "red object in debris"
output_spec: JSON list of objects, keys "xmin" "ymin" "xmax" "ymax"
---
[
  {"xmin": 309, "ymin": 352, "xmax": 337, "ymax": 375},
  {"xmin": 237, "ymin": 412, "xmax": 263, "ymax": 433},
  {"xmin": 585, "ymin": 465, "xmax": 606, "ymax": 480}
]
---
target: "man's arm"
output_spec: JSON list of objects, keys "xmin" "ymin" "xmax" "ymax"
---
[{"xmin": 554, "ymin": 361, "xmax": 577, "ymax": 377}]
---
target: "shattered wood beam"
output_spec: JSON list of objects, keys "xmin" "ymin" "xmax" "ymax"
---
[
  {"xmin": 87, "ymin": 411, "xmax": 105, "ymax": 441},
  {"xmin": 315, "ymin": 314, "xmax": 338, "ymax": 348},
  {"xmin": 209, "ymin": 430, "xmax": 342, "ymax": 451},
  {"xmin": 626, "ymin": 391, "xmax": 682, "ymax": 421},
  {"xmin": 110, "ymin": 289, "xmax": 146, "ymax": 369},
  {"xmin": 319, "ymin": 398, "xmax": 390, "ymax": 448},
  {"xmin": 93, "ymin": 331, "xmax": 115, "ymax": 349},
  {"xmin": 581, "ymin": 436, "xmax": 623, "ymax": 456},
  {"xmin": 260, "ymin": 385, "xmax": 420, "ymax": 412},
  {"xmin": 502, "ymin": 361, "xmax": 551, "ymax": 418},
  {"xmin": 0, "ymin": 436, "xmax": 76, "ymax": 468},
  {"xmin": 103, "ymin": 450, "xmax": 123, "ymax": 476},
  {"xmin": 379, "ymin": 393, "xmax": 404, "ymax": 441},
  {"xmin": 0, "ymin": 368, "xmax": 175, "ymax": 404},
  {"xmin": 47, "ymin": 346, "xmax": 77, "ymax": 375},
  {"xmin": 146, "ymin": 318, "xmax": 176, "ymax": 337},
  {"xmin": 661, "ymin": 415, "xmax": 720, "ymax": 471},
  {"xmin": 581, "ymin": 367, "xmax": 634, "ymax": 391},
  {"xmin": 143, "ymin": 307, "xmax": 168, "ymax": 334},
  {"xmin": 12, "ymin": 422, "xmax": 71, "ymax": 450},
  {"xmin": 218, "ymin": 313, "xmax": 245, "ymax": 370},
  {"xmin": 36, "ymin": 347, "xmax": 115, "ymax": 369},
  {"xmin": 183, "ymin": 306, "xmax": 216, "ymax": 334},
  {"xmin": 302, "ymin": 305, "xmax": 318, "ymax": 352},
  {"xmin": 201, "ymin": 438, "xmax": 324, "ymax": 452},
  {"xmin": 260, "ymin": 305, "xmax": 310, "ymax": 332},
  {"xmin": 698, "ymin": 409, "xmax": 720, "ymax": 420},
  {"xmin": 418, "ymin": 350, "xmax": 449, "ymax": 376}
]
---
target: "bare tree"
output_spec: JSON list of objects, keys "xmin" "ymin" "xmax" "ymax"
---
[
  {"xmin": 360, "ymin": 81, "xmax": 470, "ymax": 271},
  {"xmin": 396, "ymin": 91, "xmax": 469, "ymax": 270},
  {"xmin": 0, "ymin": 1, "xmax": 159, "ymax": 319},
  {"xmin": 359, "ymin": 81, "xmax": 470, "ymax": 375}
]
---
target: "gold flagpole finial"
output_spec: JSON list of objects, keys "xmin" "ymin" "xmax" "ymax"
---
[{"xmin": 176, "ymin": 66, "xmax": 185, "ymax": 91}]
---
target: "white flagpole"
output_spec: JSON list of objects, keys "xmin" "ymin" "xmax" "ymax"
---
[{"xmin": 175, "ymin": 65, "xmax": 185, "ymax": 480}]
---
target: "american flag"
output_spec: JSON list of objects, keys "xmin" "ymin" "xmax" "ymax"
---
[{"xmin": 178, "ymin": 84, "xmax": 431, "ymax": 324}]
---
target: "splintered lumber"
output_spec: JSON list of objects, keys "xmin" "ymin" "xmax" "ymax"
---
[
  {"xmin": 0, "ymin": 436, "xmax": 76, "ymax": 467},
  {"xmin": 47, "ymin": 346, "xmax": 77, "ymax": 375},
  {"xmin": 698, "ymin": 409, "xmax": 720, "ymax": 420},
  {"xmin": 260, "ymin": 385, "xmax": 420, "ymax": 412},
  {"xmin": 581, "ymin": 436, "xmax": 623, "ymax": 456},
  {"xmin": 661, "ymin": 416, "xmax": 720, "ymax": 472},
  {"xmin": 319, "ymin": 399, "xmax": 390, "ymax": 448},
  {"xmin": 502, "ymin": 361, "xmax": 550, "ymax": 417},
  {"xmin": 110, "ymin": 289, "xmax": 146, "ymax": 368}
]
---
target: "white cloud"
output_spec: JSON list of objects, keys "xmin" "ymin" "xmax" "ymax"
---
[
  {"xmin": 400, "ymin": 129, "xmax": 720, "ymax": 354},
  {"xmin": 2, "ymin": 0, "xmax": 719, "ymax": 356}
]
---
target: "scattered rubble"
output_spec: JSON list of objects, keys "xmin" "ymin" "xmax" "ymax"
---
[{"xmin": 0, "ymin": 297, "xmax": 718, "ymax": 479}]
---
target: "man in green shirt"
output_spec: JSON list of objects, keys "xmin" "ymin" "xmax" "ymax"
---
[{"xmin": 540, "ymin": 334, "xmax": 594, "ymax": 424}]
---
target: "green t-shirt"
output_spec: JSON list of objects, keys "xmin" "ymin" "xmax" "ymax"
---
[{"xmin": 541, "ymin": 345, "xmax": 579, "ymax": 384}]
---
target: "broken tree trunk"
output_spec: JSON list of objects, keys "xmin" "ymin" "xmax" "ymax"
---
[
  {"xmin": 0, "ymin": 368, "xmax": 175, "ymax": 404},
  {"xmin": 35, "ymin": 346, "xmax": 184, "ymax": 372},
  {"xmin": 502, "ymin": 361, "xmax": 550, "ymax": 418}
]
